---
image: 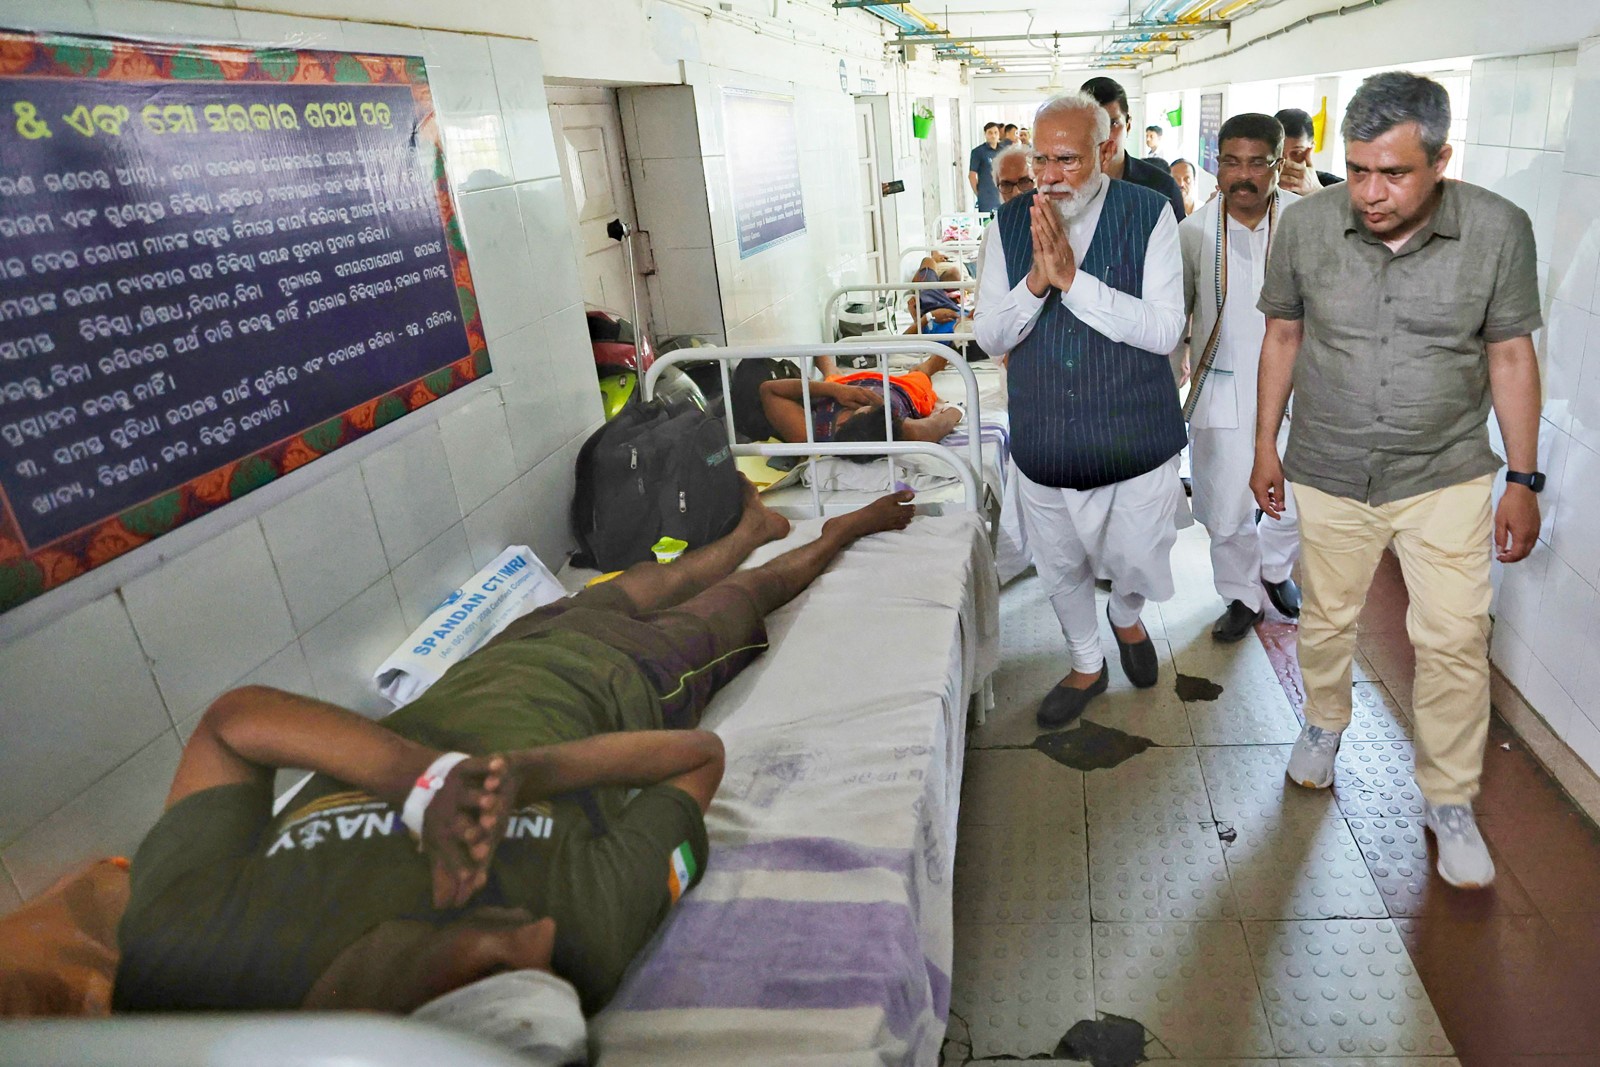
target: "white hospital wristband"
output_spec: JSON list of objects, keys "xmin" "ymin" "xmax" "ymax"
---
[{"xmin": 401, "ymin": 751, "xmax": 472, "ymax": 843}]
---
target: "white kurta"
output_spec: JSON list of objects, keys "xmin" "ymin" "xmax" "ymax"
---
[
  {"xmin": 972, "ymin": 210, "xmax": 1036, "ymax": 585},
  {"xmin": 1178, "ymin": 194, "xmax": 1301, "ymax": 610},
  {"xmin": 974, "ymin": 181, "xmax": 1187, "ymax": 673}
]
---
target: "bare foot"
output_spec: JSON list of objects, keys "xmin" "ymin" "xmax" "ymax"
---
[
  {"xmin": 902, "ymin": 406, "xmax": 963, "ymax": 443},
  {"xmin": 422, "ymin": 754, "xmax": 518, "ymax": 909},
  {"xmin": 1055, "ymin": 668, "xmax": 1104, "ymax": 691},
  {"xmin": 929, "ymin": 406, "xmax": 962, "ymax": 437},
  {"xmin": 823, "ymin": 490, "xmax": 916, "ymax": 543},
  {"xmin": 1111, "ymin": 618, "xmax": 1148, "ymax": 644},
  {"xmin": 736, "ymin": 474, "xmax": 791, "ymax": 543}
]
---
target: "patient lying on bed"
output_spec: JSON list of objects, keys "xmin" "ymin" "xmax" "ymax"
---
[
  {"xmin": 905, "ymin": 257, "xmax": 968, "ymax": 336},
  {"xmin": 759, "ymin": 352, "xmax": 962, "ymax": 453},
  {"xmin": 112, "ymin": 484, "xmax": 917, "ymax": 1018}
]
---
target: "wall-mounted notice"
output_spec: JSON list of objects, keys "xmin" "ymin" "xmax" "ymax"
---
[
  {"xmin": 1199, "ymin": 91, "xmax": 1223, "ymax": 176},
  {"xmin": 723, "ymin": 89, "xmax": 806, "ymax": 259},
  {"xmin": 0, "ymin": 30, "xmax": 489, "ymax": 614}
]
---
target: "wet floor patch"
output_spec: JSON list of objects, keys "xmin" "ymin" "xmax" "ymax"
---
[
  {"xmin": 1053, "ymin": 1013, "xmax": 1148, "ymax": 1066},
  {"xmin": 1174, "ymin": 673, "xmax": 1224, "ymax": 701},
  {"xmin": 1033, "ymin": 721, "xmax": 1153, "ymax": 771}
]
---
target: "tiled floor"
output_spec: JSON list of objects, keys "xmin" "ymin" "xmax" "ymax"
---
[{"xmin": 946, "ymin": 523, "xmax": 1600, "ymax": 1067}]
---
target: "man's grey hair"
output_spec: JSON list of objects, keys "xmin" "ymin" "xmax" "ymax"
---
[
  {"xmin": 1034, "ymin": 92, "xmax": 1112, "ymax": 146},
  {"xmin": 1342, "ymin": 71, "xmax": 1452, "ymax": 161},
  {"xmin": 991, "ymin": 142, "xmax": 1031, "ymax": 180}
]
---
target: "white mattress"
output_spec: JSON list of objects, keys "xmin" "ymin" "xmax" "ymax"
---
[{"xmin": 590, "ymin": 512, "xmax": 1000, "ymax": 1067}]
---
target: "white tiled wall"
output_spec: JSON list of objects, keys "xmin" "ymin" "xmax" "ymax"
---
[
  {"xmin": 1479, "ymin": 42, "xmax": 1600, "ymax": 777},
  {"xmin": 691, "ymin": 67, "xmax": 877, "ymax": 346},
  {"xmin": 0, "ymin": 0, "xmax": 600, "ymax": 906}
]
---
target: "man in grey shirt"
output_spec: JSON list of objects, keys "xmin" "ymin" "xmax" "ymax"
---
[{"xmin": 1252, "ymin": 73, "xmax": 1544, "ymax": 890}]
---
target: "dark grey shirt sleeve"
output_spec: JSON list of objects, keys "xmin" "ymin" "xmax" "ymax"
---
[
  {"xmin": 1483, "ymin": 207, "xmax": 1542, "ymax": 343},
  {"xmin": 1257, "ymin": 208, "xmax": 1303, "ymax": 320}
]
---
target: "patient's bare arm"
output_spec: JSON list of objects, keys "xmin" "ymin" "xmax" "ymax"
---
[
  {"xmin": 171, "ymin": 686, "xmax": 516, "ymax": 908},
  {"xmin": 759, "ymin": 377, "xmax": 878, "ymax": 443},
  {"xmin": 509, "ymin": 730, "xmax": 726, "ymax": 813}
]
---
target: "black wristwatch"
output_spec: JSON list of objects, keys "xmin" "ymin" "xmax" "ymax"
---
[{"xmin": 1506, "ymin": 470, "xmax": 1546, "ymax": 492}]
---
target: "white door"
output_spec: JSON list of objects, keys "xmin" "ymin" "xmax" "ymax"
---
[
  {"xmin": 547, "ymin": 85, "xmax": 654, "ymax": 335},
  {"xmin": 854, "ymin": 98, "xmax": 887, "ymax": 284}
]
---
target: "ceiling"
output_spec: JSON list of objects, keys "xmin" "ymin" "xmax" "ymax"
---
[{"xmin": 863, "ymin": 0, "xmax": 1279, "ymax": 75}]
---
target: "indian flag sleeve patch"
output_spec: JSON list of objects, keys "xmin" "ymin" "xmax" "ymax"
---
[{"xmin": 667, "ymin": 841, "xmax": 698, "ymax": 905}]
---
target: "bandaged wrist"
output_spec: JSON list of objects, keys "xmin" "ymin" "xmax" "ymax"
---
[{"xmin": 401, "ymin": 752, "xmax": 471, "ymax": 842}]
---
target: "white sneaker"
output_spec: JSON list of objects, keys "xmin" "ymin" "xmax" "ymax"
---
[
  {"xmin": 1424, "ymin": 801, "xmax": 1496, "ymax": 889},
  {"xmin": 1285, "ymin": 723, "xmax": 1341, "ymax": 789}
]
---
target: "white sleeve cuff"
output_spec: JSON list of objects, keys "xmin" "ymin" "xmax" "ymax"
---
[
  {"xmin": 1011, "ymin": 276, "xmax": 1048, "ymax": 314},
  {"xmin": 1060, "ymin": 269, "xmax": 1108, "ymax": 313}
]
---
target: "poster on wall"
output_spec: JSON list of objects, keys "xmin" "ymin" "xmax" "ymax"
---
[
  {"xmin": 0, "ymin": 29, "xmax": 489, "ymax": 614},
  {"xmin": 722, "ymin": 89, "xmax": 806, "ymax": 259},
  {"xmin": 1199, "ymin": 91, "xmax": 1223, "ymax": 176}
]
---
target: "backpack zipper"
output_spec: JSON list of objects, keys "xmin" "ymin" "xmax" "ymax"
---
[
  {"xmin": 678, "ymin": 490, "xmax": 687, "ymax": 514},
  {"xmin": 629, "ymin": 447, "xmax": 638, "ymax": 470}
]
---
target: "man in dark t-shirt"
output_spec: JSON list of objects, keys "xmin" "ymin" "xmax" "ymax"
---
[
  {"xmin": 969, "ymin": 122, "xmax": 1004, "ymax": 212},
  {"xmin": 114, "ymin": 486, "xmax": 917, "ymax": 1017}
]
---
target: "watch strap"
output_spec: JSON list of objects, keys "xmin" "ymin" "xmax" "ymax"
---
[{"xmin": 1506, "ymin": 470, "xmax": 1545, "ymax": 492}]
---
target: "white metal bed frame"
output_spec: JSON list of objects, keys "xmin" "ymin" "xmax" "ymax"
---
[
  {"xmin": 644, "ymin": 339, "xmax": 998, "ymax": 725},
  {"xmin": 642, "ymin": 340, "xmax": 987, "ymax": 525},
  {"xmin": 898, "ymin": 241, "xmax": 983, "ymax": 275},
  {"xmin": 820, "ymin": 280, "xmax": 979, "ymax": 348}
]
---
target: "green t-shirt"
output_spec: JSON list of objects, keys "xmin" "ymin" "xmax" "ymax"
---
[{"xmin": 114, "ymin": 625, "xmax": 709, "ymax": 1014}]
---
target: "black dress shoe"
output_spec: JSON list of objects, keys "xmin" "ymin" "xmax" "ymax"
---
[
  {"xmin": 1211, "ymin": 599, "xmax": 1265, "ymax": 642},
  {"xmin": 1036, "ymin": 663, "xmax": 1109, "ymax": 728},
  {"xmin": 1263, "ymin": 576, "xmax": 1302, "ymax": 618},
  {"xmin": 1107, "ymin": 604, "xmax": 1159, "ymax": 688}
]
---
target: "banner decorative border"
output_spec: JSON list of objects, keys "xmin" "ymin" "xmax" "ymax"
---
[{"xmin": 0, "ymin": 29, "xmax": 489, "ymax": 614}]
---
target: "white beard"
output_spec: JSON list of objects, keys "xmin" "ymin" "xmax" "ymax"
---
[{"xmin": 1041, "ymin": 171, "xmax": 1106, "ymax": 225}]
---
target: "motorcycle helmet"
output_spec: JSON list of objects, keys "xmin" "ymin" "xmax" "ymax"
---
[{"xmin": 597, "ymin": 366, "xmax": 707, "ymax": 421}]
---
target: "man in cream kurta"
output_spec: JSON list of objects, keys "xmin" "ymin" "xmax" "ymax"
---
[{"xmin": 1179, "ymin": 114, "xmax": 1303, "ymax": 643}]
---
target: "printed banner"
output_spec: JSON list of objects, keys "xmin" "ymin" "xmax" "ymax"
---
[
  {"xmin": 723, "ymin": 89, "xmax": 806, "ymax": 259},
  {"xmin": 0, "ymin": 30, "xmax": 489, "ymax": 614}
]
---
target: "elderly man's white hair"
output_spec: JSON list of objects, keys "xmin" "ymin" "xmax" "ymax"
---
[
  {"xmin": 990, "ymin": 142, "xmax": 1031, "ymax": 180},
  {"xmin": 1034, "ymin": 92, "xmax": 1111, "ymax": 146}
]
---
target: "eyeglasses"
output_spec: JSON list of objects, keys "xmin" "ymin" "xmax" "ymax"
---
[
  {"xmin": 1217, "ymin": 155, "xmax": 1283, "ymax": 173},
  {"xmin": 998, "ymin": 176, "xmax": 1035, "ymax": 195},
  {"xmin": 1032, "ymin": 153, "xmax": 1092, "ymax": 174}
]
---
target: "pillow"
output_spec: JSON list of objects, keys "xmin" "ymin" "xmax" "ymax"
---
[{"xmin": 0, "ymin": 858, "xmax": 130, "ymax": 1017}]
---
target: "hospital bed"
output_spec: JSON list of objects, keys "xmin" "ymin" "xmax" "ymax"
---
[
  {"xmin": 0, "ymin": 343, "xmax": 1000, "ymax": 1067},
  {"xmin": 716, "ymin": 340, "xmax": 1009, "ymax": 542},
  {"xmin": 823, "ymin": 281, "xmax": 981, "ymax": 360},
  {"xmin": 580, "ymin": 341, "xmax": 1001, "ymax": 1065},
  {"xmin": 897, "ymin": 241, "xmax": 982, "ymax": 281}
]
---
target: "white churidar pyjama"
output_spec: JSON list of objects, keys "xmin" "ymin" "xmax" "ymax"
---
[{"xmin": 1016, "ymin": 456, "xmax": 1184, "ymax": 674}]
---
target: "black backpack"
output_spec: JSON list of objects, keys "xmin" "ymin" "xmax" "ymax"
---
[
  {"xmin": 571, "ymin": 399, "xmax": 744, "ymax": 571},
  {"xmin": 728, "ymin": 357, "xmax": 800, "ymax": 442}
]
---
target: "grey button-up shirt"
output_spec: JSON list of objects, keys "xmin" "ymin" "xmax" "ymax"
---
[{"xmin": 1257, "ymin": 180, "xmax": 1542, "ymax": 505}]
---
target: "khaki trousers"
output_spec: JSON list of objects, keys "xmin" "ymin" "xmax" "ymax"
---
[{"xmin": 1295, "ymin": 476, "xmax": 1493, "ymax": 805}]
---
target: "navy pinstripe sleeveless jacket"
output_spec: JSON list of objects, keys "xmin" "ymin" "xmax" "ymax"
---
[{"xmin": 999, "ymin": 182, "xmax": 1187, "ymax": 490}]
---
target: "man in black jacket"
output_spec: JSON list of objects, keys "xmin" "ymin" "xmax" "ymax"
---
[{"xmin": 1081, "ymin": 77, "xmax": 1186, "ymax": 220}]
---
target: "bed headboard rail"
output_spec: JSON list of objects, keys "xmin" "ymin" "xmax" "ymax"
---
[{"xmin": 642, "ymin": 341, "xmax": 986, "ymax": 519}]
